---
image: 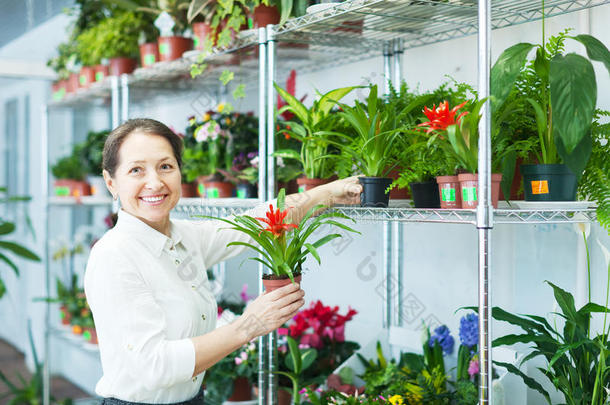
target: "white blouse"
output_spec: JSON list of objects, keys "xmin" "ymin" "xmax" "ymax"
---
[{"xmin": 84, "ymin": 204, "xmax": 271, "ymax": 403}]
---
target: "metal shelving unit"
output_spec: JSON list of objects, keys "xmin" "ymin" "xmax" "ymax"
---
[{"xmin": 42, "ymin": 1, "xmax": 610, "ymax": 404}]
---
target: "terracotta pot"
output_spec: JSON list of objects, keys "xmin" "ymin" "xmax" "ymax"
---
[
  {"xmin": 52, "ymin": 80, "xmax": 67, "ymax": 101},
  {"xmin": 71, "ymin": 181, "xmax": 92, "ymax": 198},
  {"xmin": 83, "ymin": 327, "xmax": 98, "ymax": 345},
  {"xmin": 278, "ymin": 389, "xmax": 292, "ymax": 405},
  {"xmin": 67, "ymin": 73, "xmax": 79, "ymax": 94},
  {"xmin": 254, "ymin": 4, "xmax": 280, "ymax": 28},
  {"xmin": 296, "ymin": 176, "xmax": 334, "ymax": 193},
  {"xmin": 181, "ymin": 183, "xmax": 198, "ymax": 198},
  {"xmin": 193, "ymin": 22, "xmax": 216, "ymax": 50},
  {"xmin": 158, "ymin": 36, "xmax": 193, "ymax": 62},
  {"xmin": 54, "ymin": 180, "xmax": 91, "ymax": 197},
  {"xmin": 109, "ymin": 57, "xmax": 137, "ymax": 76},
  {"xmin": 79, "ymin": 66, "xmax": 96, "ymax": 88},
  {"xmin": 457, "ymin": 173, "xmax": 503, "ymax": 209},
  {"xmin": 387, "ymin": 168, "xmax": 411, "ymax": 199},
  {"xmin": 60, "ymin": 305, "xmax": 71, "ymax": 325},
  {"xmin": 436, "ymin": 175, "xmax": 462, "ymax": 209},
  {"xmin": 139, "ymin": 42, "xmax": 160, "ymax": 68},
  {"xmin": 94, "ymin": 65, "xmax": 109, "ymax": 83},
  {"xmin": 228, "ymin": 377, "xmax": 252, "ymax": 401},
  {"xmin": 196, "ymin": 178, "xmax": 235, "ymax": 198},
  {"xmin": 262, "ymin": 274, "xmax": 302, "ymax": 292}
]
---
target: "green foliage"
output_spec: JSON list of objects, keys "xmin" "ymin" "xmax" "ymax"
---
[
  {"xmin": 578, "ymin": 110, "xmax": 610, "ymax": 232},
  {"xmin": 46, "ymin": 41, "xmax": 78, "ymax": 80},
  {"xmin": 76, "ymin": 12, "xmax": 149, "ymax": 62},
  {"xmin": 492, "ymin": 279, "xmax": 610, "ymax": 405},
  {"xmin": 51, "ymin": 154, "xmax": 86, "ymax": 181},
  {"xmin": 277, "ymin": 336, "xmax": 318, "ymax": 405},
  {"xmin": 202, "ymin": 189, "xmax": 359, "ymax": 278},
  {"xmin": 79, "ymin": 130, "xmax": 110, "ymax": 176},
  {"xmin": 274, "ymin": 84, "xmax": 357, "ymax": 179}
]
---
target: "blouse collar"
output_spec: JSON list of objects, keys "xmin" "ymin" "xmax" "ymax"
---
[{"xmin": 115, "ymin": 209, "xmax": 183, "ymax": 257}]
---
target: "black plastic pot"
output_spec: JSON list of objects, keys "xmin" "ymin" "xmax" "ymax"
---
[
  {"xmin": 520, "ymin": 164, "xmax": 577, "ymax": 201},
  {"xmin": 236, "ymin": 183, "xmax": 257, "ymax": 199},
  {"xmin": 409, "ymin": 180, "xmax": 441, "ymax": 208},
  {"xmin": 359, "ymin": 177, "xmax": 393, "ymax": 207}
]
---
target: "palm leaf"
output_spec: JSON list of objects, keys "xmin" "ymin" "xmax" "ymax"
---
[{"xmin": 0, "ymin": 241, "xmax": 40, "ymax": 261}]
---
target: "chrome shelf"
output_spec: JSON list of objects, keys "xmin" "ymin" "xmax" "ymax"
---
[
  {"xmin": 48, "ymin": 80, "xmax": 112, "ymax": 108},
  {"xmin": 332, "ymin": 206, "xmax": 598, "ymax": 225},
  {"xmin": 50, "ymin": 326, "xmax": 99, "ymax": 353},
  {"xmin": 173, "ymin": 197, "xmax": 260, "ymax": 216}
]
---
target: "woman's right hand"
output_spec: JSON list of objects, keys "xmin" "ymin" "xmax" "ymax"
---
[{"xmin": 235, "ymin": 282, "xmax": 305, "ymax": 342}]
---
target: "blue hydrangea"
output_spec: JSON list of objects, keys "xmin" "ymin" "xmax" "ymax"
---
[
  {"xmin": 459, "ymin": 313, "xmax": 479, "ymax": 348},
  {"xmin": 429, "ymin": 325, "xmax": 454, "ymax": 355}
]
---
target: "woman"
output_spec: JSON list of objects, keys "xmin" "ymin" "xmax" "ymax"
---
[{"xmin": 84, "ymin": 118, "xmax": 362, "ymax": 404}]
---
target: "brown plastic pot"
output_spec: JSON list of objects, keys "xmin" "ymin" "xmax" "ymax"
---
[
  {"xmin": 387, "ymin": 167, "xmax": 411, "ymax": 199},
  {"xmin": 67, "ymin": 73, "xmax": 79, "ymax": 94},
  {"xmin": 181, "ymin": 183, "xmax": 198, "ymax": 198},
  {"xmin": 158, "ymin": 36, "xmax": 193, "ymax": 62},
  {"xmin": 457, "ymin": 173, "xmax": 503, "ymax": 209},
  {"xmin": 109, "ymin": 57, "xmax": 137, "ymax": 76},
  {"xmin": 139, "ymin": 42, "xmax": 160, "ymax": 68},
  {"xmin": 277, "ymin": 389, "xmax": 292, "ymax": 405},
  {"xmin": 262, "ymin": 274, "xmax": 302, "ymax": 292},
  {"xmin": 228, "ymin": 377, "xmax": 252, "ymax": 401},
  {"xmin": 277, "ymin": 180, "xmax": 299, "ymax": 195},
  {"xmin": 52, "ymin": 80, "xmax": 67, "ymax": 101},
  {"xmin": 436, "ymin": 175, "xmax": 462, "ymax": 209},
  {"xmin": 197, "ymin": 179, "xmax": 235, "ymax": 198},
  {"xmin": 83, "ymin": 327, "xmax": 98, "ymax": 345},
  {"xmin": 79, "ymin": 66, "xmax": 96, "ymax": 88},
  {"xmin": 253, "ymin": 4, "xmax": 280, "ymax": 28},
  {"xmin": 296, "ymin": 176, "xmax": 334, "ymax": 193},
  {"xmin": 94, "ymin": 65, "xmax": 109, "ymax": 83},
  {"xmin": 193, "ymin": 22, "xmax": 216, "ymax": 50}
]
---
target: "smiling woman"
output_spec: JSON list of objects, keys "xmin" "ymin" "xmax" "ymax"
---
[{"xmin": 84, "ymin": 118, "xmax": 362, "ymax": 405}]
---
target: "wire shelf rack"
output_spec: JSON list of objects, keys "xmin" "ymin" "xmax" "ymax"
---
[
  {"xmin": 172, "ymin": 197, "xmax": 260, "ymax": 217},
  {"xmin": 48, "ymin": 80, "xmax": 112, "ymax": 108}
]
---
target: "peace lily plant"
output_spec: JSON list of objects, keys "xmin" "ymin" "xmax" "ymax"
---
[{"xmin": 207, "ymin": 189, "xmax": 359, "ymax": 283}]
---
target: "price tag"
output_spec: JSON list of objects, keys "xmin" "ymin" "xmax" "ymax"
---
[
  {"xmin": 462, "ymin": 187, "xmax": 477, "ymax": 202},
  {"xmin": 207, "ymin": 188, "xmax": 219, "ymax": 198},
  {"xmin": 441, "ymin": 188, "xmax": 456, "ymax": 202},
  {"xmin": 531, "ymin": 180, "xmax": 549, "ymax": 195}
]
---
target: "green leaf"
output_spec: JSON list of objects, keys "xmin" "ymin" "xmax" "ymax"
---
[
  {"xmin": 0, "ymin": 253, "xmax": 19, "ymax": 276},
  {"xmin": 578, "ymin": 302, "xmax": 610, "ymax": 315},
  {"xmin": 277, "ymin": 188, "xmax": 286, "ymax": 212},
  {"xmin": 555, "ymin": 133, "xmax": 592, "ymax": 180},
  {"xmin": 546, "ymin": 281, "xmax": 580, "ymax": 324},
  {"xmin": 275, "ymin": 83, "xmax": 309, "ymax": 124},
  {"xmin": 491, "ymin": 43, "xmax": 537, "ymax": 111},
  {"xmin": 0, "ymin": 241, "xmax": 40, "ymax": 261},
  {"xmin": 219, "ymin": 70, "xmax": 235, "ymax": 85},
  {"xmin": 303, "ymin": 243, "xmax": 320, "ymax": 264},
  {"xmin": 316, "ymin": 86, "xmax": 358, "ymax": 121},
  {"xmin": 548, "ymin": 339, "xmax": 590, "ymax": 369},
  {"xmin": 571, "ymin": 34, "xmax": 610, "ymax": 74},
  {"xmin": 494, "ymin": 361, "xmax": 551, "ymax": 404},
  {"xmin": 301, "ymin": 348, "xmax": 317, "ymax": 371},
  {"xmin": 550, "ymin": 53, "xmax": 597, "ymax": 154},
  {"xmin": 272, "ymin": 149, "xmax": 302, "ymax": 162},
  {"xmin": 232, "ymin": 84, "xmax": 246, "ymax": 100},
  {"xmin": 0, "ymin": 222, "xmax": 16, "ymax": 235},
  {"xmin": 0, "ymin": 279, "xmax": 5, "ymax": 299},
  {"xmin": 493, "ymin": 333, "xmax": 554, "ymax": 347},
  {"xmin": 286, "ymin": 336, "xmax": 302, "ymax": 374}
]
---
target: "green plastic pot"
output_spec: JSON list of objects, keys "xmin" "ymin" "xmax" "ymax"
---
[{"xmin": 520, "ymin": 164, "xmax": 577, "ymax": 201}]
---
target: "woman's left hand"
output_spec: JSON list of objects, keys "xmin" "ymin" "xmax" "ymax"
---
[{"xmin": 323, "ymin": 176, "xmax": 363, "ymax": 206}]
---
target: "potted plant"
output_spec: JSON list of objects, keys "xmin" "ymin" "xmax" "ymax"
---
[
  {"xmin": 490, "ymin": 26, "xmax": 610, "ymax": 201},
  {"xmin": 79, "ymin": 129, "xmax": 110, "ymax": 197},
  {"xmin": 75, "ymin": 12, "xmax": 148, "ymax": 76},
  {"xmin": 206, "ymin": 188, "xmax": 359, "ymax": 290},
  {"xmin": 273, "ymin": 84, "xmax": 357, "ymax": 192},
  {"xmin": 51, "ymin": 152, "xmax": 91, "ymax": 198},
  {"xmin": 218, "ymin": 151, "xmax": 260, "ymax": 198},
  {"xmin": 335, "ymin": 85, "xmax": 406, "ymax": 207}
]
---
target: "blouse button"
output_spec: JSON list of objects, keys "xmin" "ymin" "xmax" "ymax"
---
[
  {"xmin": 191, "ymin": 285, "xmax": 196, "ymax": 290},
  {"xmin": 174, "ymin": 259, "xmax": 180, "ymax": 265},
  {"xmin": 127, "ymin": 344, "xmax": 133, "ymax": 351},
  {"xmin": 201, "ymin": 314, "xmax": 206, "ymax": 320},
  {"xmin": 192, "ymin": 377, "xmax": 197, "ymax": 382}
]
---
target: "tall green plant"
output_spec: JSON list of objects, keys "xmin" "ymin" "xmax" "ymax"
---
[
  {"xmin": 491, "ymin": 22, "xmax": 610, "ymax": 178},
  {"xmin": 492, "ymin": 278, "xmax": 610, "ymax": 404},
  {"xmin": 273, "ymin": 84, "xmax": 357, "ymax": 179},
  {"xmin": 276, "ymin": 336, "xmax": 318, "ymax": 405},
  {"xmin": 0, "ymin": 187, "xmax": 40, "ymax": 299}
]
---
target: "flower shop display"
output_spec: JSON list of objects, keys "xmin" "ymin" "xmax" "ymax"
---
[
  {"xmin": 274, "ymin": 84, "xmax": 357, "ymax": 192},
  {"xmin": 491, "ymin": 27, "xmax": 610, "ymax": 202},
  {"xmin": 207, "ymin": 189, "xmax": 359, "ymax": 289},
  {"xmin": 0, "ymin": 187, "xmax": 40, "ymax": 299},
  {"xmin": 51, "ymin": 153, "xmax": 91, "ymax": 197},
  {"xmin": 79, "ymin": 129, "xmax": 110, "ymax": 196}
]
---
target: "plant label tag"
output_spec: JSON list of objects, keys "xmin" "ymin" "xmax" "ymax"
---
[
  {"xmin": 95, "ymin": 72, "xmax": 104, "ymax": 82},
  {"xmin": 197, "ymin": 183, "xmax": 206, "ymax": 197},
  {"xmin": 531, "ymin": 180, "xmax": 549, "ymax": 194},
  {"xmin": 159, "ymin": 43, "xmax": 170, "ymax": 55},
  {"xmin": 462, "ymin": 187, "xmax": 477, "ymax": 202},
  {"xmin": 144, "ymin": 54, "xmax": 157, "ymax": 65},
  {"xmin": 207, "ymin": 188, "xmax": 219, "ymax": 198},
  {"xmin": 298, "ymin": 185, "xmax": 305, "ymax": 193},
  {"xmin": 155, "ymin": 12, "xmax": 175, "ymax": 37},
  {"xmin": 237, "ymin": 189, "xmax": 246, "ymax": 199},
  {"xmin": 55, "ymin": 186, "xmax": 70, "ymax": 196},
  {"xmin": 441, "ymin": 188, "xmax": 456, "ymax": 202}
]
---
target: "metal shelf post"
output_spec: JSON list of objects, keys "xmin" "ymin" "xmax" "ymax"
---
[
  {"xmin": 42, "ymin": 104, "xmax": 50, "ymax": 405},
  {"xmin": 121, "ymin": 74, "xmax": 129, "ymax": 124}
]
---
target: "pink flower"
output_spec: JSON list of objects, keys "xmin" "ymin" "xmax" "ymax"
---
[
  {"xmin": 298, "ymin": 343, "xmax": 310, "ymax": 349},
  {"xmin": 240, "ymin": 352, "xmax": 248, "ymax": 361},
  {"xmin": 240, "ymin": 284, "xmax": 252, "ymax": 302},
  {"xmin": 468, "ymin": 357, "xmax": 480, "ymax": 377},
  {"xmin": 235, "ymin": 357, "xmax": 243, "ymax": 365},
  {"xmin": 278, "ymin": 328, "xmax": 289, "ymax": 336}
]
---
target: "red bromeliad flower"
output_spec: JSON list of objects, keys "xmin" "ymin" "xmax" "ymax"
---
[
  {"xmin": 418, "ymin": 100, "xmax": 469, "ymax": 134},
  {"xmin": 256, "ymin": 204, "xmax": 297, "ymax": 237}
]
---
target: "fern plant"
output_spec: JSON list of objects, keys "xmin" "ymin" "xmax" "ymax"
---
[{"xmin": 578, "ymin": 110, "xmax": 610, "ymax": 232}]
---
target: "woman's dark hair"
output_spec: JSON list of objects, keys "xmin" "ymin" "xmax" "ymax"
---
[{"xmin": 102, "ymin": 118, "xmax": 183, "ymax": 177}]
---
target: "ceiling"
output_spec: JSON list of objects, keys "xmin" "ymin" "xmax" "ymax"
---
[{"xmin": 0, "ymin": 0, "xmax": 73, "ymax": 49}]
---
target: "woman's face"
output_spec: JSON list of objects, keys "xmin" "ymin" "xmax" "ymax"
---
[{"xmin": 104, "ymin": 131, "xmax": 181, "ymax": 234}]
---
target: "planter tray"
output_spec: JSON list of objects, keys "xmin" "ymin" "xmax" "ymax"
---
[{"xmin": 510, "ymin": 200, "xmax": 595, "ymax": 210}]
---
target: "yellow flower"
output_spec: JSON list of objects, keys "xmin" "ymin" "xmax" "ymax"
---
[
  {"xmin": 225, "ymin": 117, "xmax": 231, "ymax": 125},
  {"xmin": 217, "ymin": 102, "xmax": 226, "ymax": 113},
  {"xmin": 203, "ymin": 113, "xmax": 211, "ymax": 122},
  {"xmin": 388, "ymin": 395, "xmax": 404, "ymax": 405}
]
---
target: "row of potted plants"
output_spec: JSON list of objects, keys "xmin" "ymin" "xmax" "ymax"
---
[
  {"xmin": 51, "ymin": 130, "xmax": 109, "ymax": 198},
  {"xmin": 48, "ymin": 0, "xmax": 316, "ymax": 100}
]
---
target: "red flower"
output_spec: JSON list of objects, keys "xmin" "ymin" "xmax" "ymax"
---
[
  {"xmin": 256, "ymin": 204, "xmax": 297, "ymax": 237},
  {"xmin": 418, "ymin": 100, "xmax": 469, "ymax": 134}
]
